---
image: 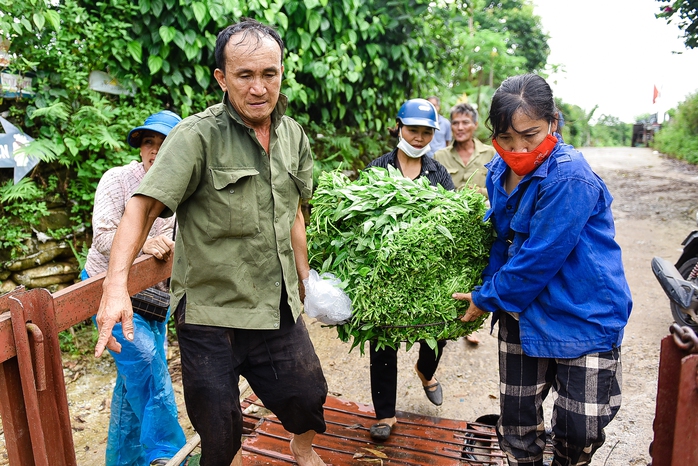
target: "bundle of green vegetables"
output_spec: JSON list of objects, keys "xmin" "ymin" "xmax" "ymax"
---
[{"xmin": 307, "ymin": 166, "xmax": 494, "ymax": 353}]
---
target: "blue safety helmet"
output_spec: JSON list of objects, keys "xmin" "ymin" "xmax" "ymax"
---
[
  {"xmin": 396, "ymin": 99, "xmax": 440, "ymax": 130},
  {"xmin": 127, "ymin": 110, "xmax": 182, "ymax": 148}
]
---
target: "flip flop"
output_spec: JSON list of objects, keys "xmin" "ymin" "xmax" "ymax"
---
[
  {"xmin": 369, "ymin": 422, "xmax": 393, "ymax": 441},
  {"xmin": 423, "ymin": 380, "xmax": 443, "ymax": 406}
]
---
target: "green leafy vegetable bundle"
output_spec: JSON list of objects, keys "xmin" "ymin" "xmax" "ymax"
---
[{"xmin": 307, "ymin": 166, "xmax": 494, "ymax": 353}]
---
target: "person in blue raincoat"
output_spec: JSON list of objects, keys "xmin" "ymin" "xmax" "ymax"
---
[
  {"xmin": 454, "ymin": 74, "xmax": 632, "ymax": 466},
  {"xmin": 82, "ymin": 110, "xmax": 186, "ymax": 466}
]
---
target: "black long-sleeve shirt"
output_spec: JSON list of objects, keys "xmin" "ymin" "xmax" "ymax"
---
[{"xmin": 365, "ymin": 148, "xmax": 455, "ymax": 191}]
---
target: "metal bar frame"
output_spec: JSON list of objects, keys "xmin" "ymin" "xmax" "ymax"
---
[
  {"xmin": 0, "ymin": 255, "xmax": 171, "ymax": 465},
  {"xmin": 651, "ymin": 328, "xmax": 698, "ymax": 465}
]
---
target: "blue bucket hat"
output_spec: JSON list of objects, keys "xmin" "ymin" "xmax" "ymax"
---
[{"xmin": 127, "ymin": 110, "xmax": 182, "ymax": 148}]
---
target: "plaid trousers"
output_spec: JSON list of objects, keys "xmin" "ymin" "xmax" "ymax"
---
[{"xmin": 497, "ymin": 312, "xmax": 622, "ymax": 466}]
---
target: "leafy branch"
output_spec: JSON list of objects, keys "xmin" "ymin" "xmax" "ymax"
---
[{"xmin": 307, "ymin": 167, "xmax": 493, "ymax": 353}]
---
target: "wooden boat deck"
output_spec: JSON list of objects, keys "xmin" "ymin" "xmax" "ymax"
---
[{"xmin": 239, "ymin": 395, "xmax": 506, "ymax": 465}]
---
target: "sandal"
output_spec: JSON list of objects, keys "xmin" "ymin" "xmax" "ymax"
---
[
  {"xmin": 423, "ymin": 380, "xmax": 443, "ymax": 406},
  {"xmin": 369, "ymin": 422, "xmax": 393, "ymax": 441}
]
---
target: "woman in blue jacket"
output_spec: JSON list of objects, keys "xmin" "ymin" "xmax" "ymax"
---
[{"xmin": 455, "ymin": 74, "xmax": 632, "ymax": 466}]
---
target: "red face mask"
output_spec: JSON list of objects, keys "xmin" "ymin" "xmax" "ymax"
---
[{"xmin": 492, "ymin": 126, "xmax": 558, "ymax": 176}]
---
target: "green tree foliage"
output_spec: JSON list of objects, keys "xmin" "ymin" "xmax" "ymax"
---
[
  {"xmin": 473, "ymin": 0, "xmax": 549, "ymax": 74},
  {"xmin": 1, "ymin": 0, "xmax": 169, "ymax": 258},
  {"xmin": 0, "ymin": 0, "xmax": 548, "ymax": 258},
  {"xmin": 118, "ymin": 0, "xmax": 478, "ymax": 132},
  {"xmin": 429, "ymin": 0, "xmax": 547, "ymax": 128},
  {"xmin": 553, "ymin": 101, "xmax": 629, "ymax": 147},
  {"xmin": 654, "ymin": 91, "xmax": 698, "ymax": 163},
  {"xmin": 657, "ymin": 0, "xmax": 698, "ymax": 49},
  {"xmin": 555, "ymin": 99, "xmax": 596, "ymax": 148},
  {"xmin": 0, "ymin": 0, "xmax": 60, "ymax": 45},
  {"xmin": 590, "ymin": 115, "xmax": 631, "ymax": 147},
  {"xmin": 634, "ymin": 112, "xmax": 654, "ymax": 124}
]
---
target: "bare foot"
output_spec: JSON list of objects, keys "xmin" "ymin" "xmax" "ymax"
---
[
  {"xmin": 290, "ymin": 431, "xmax": 326, "ymax": 466},
  {"xmin": 414, "ymin": 363, "xmax": 438, "ymax": 390},
  {"xmin": 375, "ymin": 415, "xmax": 397, "ymax": 428},
  {"xmin": 465, "ymin": 334, "xmax": 480, "ymax": 345}
]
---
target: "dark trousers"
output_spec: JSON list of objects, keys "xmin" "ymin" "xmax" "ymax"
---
[
  {"xmin": 175, "ymin": 295, "xmax": 327, "ymax": 466},
  {"xmin": 369, "ymin": 340, "xmax": 447, "ymax": 419},
  {"xmin": 497, "ymin": 312, "xmax": 622, "ymax": 466}
]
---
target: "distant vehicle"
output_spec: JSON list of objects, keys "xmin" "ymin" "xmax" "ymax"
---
[{"xmin": 632, "ymin": 113, "xmax": 662, "ymax": 147}]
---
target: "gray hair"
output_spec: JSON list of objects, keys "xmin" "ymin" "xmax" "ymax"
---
[
  {"xmin": 215, "ymin": 18, "xmax": 284, "ymax": 71},
  {"xmin": 450, "ymin": 103, "xmax": 478, "ymax": 124}
]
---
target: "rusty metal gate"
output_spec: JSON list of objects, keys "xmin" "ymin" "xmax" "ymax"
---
[
  {"xmin": 650, "ymin": 323, "xmax": 698, "ymax": 466},
  {"xmin": 0, "ymin": 255, "xmax": 171, "ymax": 465}
]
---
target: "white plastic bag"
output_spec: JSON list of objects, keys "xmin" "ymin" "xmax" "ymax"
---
[{"xmin": 303, "ymin": 269, "xmax": 353, "ymax": 325}]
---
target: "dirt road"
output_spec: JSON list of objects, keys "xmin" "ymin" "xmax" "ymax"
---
[{"xmin": 2, "ymin": 147, "xmax": 696, "ymax": 465}]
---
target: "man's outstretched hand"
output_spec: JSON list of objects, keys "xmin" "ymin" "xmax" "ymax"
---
[{"xmin": 94, "ymin": 286, "xmax": 134, "ymax": 358}]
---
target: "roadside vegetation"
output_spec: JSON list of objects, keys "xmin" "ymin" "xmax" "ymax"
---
[
  {"xmin": 551, "ymin": 100, "xmax": 632, "ymax": 149},
  {"xmin": 58, "ymin": 324, "xmax": 99, "ymax": 356},
  {"xmin": 654, "ymin": 92, "xmax": 698, "ymax": 164},
  {"xmin": 653, "ymin": 0, "xmax": 698, "ymax": 163},
  {"xmin": 1, "ymin": 0, "xmax": 550, "ymax": 262}
]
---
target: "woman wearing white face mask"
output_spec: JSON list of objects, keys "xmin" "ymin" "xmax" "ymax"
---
[
  {"xmin": 366, "ymin": 98, "xmax": 455, "ymax": 187},
  {"xmin": 363, "ymin": 99, "xmax": 455, "ymax": 442}
]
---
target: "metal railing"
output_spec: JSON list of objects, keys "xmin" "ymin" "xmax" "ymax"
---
[
  {"xmin": 0, "ymin": 255, "xmax": 171, "ymax": 466},
  {"xmin": 650, "ymin": 323, "xmax": 698, "ymax": 466}
]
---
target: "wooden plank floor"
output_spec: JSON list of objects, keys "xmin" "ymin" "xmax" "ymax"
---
[{"xmin": 240, "ymin": 395, "xmax": 506, "ymax": 465}]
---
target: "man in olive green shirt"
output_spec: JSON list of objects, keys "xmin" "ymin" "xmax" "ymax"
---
[
  {"xmin": 94, "ymin": 20, "xmax": 327, "ymax": 466},
  {"xmin": 434, "ymin": 103, "xmax": 495, "ymax": 196}
]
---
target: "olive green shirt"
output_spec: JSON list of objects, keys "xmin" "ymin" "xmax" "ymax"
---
[
  {"xmin": 434, "ymin": 139, "xmax": 495, "ymax": 193},
  {"xmin": 135, "ymin": 94, "xmax": 313, "ymax": 329}
]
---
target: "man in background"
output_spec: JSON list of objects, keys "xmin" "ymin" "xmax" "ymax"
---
[
  {"xmin": 435, "ymin": 103, "xmax": 494, "ymax": 195},
  {"xmin": 426, "ymin": 96, "xmax": 451, "ymax": 157}
]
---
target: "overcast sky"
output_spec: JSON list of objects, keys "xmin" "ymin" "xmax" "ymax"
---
[{"xmin": 531, "ymin": 0, "xmax": 698, "ymax": 123}]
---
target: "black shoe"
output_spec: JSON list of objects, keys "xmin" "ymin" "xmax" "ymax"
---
[
  {"xmin": 423, "ymin": 380, "xmax": 443, "ymax": 406},
  {"xmin": 369, "ymin": 422, "xmax": 393, "ymax": 441},
  {"xmin": 150, "ymin": 459, "xmax": 170, "ymax": 466}
]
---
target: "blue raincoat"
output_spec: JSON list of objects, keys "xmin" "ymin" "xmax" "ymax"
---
[{"xmin": 81, "ymin": 270, "xmax": 185, "ymax": 465}]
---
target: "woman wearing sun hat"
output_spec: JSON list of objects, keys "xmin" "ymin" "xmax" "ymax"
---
[{"xmin": 83, "ymin": 110, "xmax": 187, "ymax": 466}]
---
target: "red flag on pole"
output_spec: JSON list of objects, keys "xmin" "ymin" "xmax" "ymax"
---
[{"xmin": 653, "ymin": 85, "xmax": 660, "ymax": 104}]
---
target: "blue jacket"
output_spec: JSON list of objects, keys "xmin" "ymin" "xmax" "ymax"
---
[{"xmin": 471, "ymin": 136, "xmax": 632, "ymax": 358}]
